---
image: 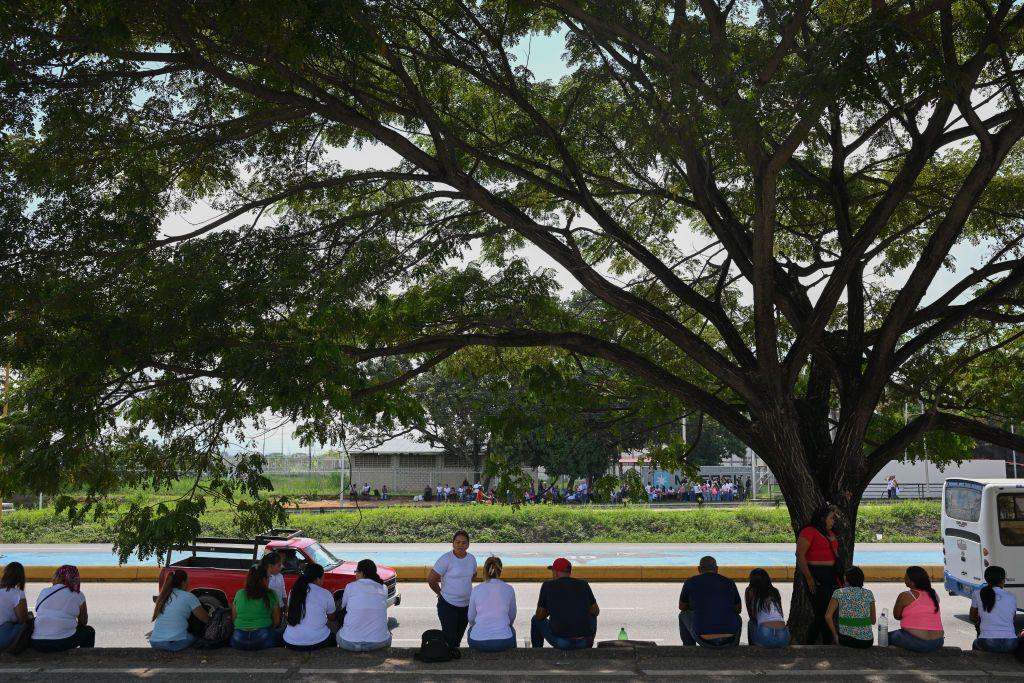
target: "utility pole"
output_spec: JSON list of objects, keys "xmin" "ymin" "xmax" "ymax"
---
[
  {"xmin": 748, "ymin": 447, "xmax": 757, "ymax": 500},
  {"xmin": 1012, "ymin": 423, "xmax": 1019, "ymax": 479},
  {"xmin": 0, "ymin": 361, "xmax": 8, "ymax": 523},
  {"xmin": 920, "ymin": 402, "xmax": 930, "ymax": 496}
]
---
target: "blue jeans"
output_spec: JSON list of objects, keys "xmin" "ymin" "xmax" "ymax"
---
[
  {"xmin": 678, "ymin": 610, "xmax": 740, "ymax": 647},
  {"xmin": 31, "ymin": 625, "xmax": 96, "ymax": 652},
  {"xmin": 748, "ymin": 622, "xmax": 791, "ymax": 648},
  {"xmin": 0, "ymin": 621, "xmax": 25, "ymax": 650},
  {"xmin": 469, "ymin": 629, "xmax": 517, "ymax": 652},
  {"xmin": 888, "ymin": 629, "xmax": 943, "ymax": 653},
  {"xmin": 530, "ymin": 615, "xmax": 596, "ymax": 649},
  {"xmin": 973, "ymin": 637, "xmax": 1019, "ymax": 653},
  {"xmin": 150, "ymin": 635, "xmax": 197, "ymax": 652},
  {"xmin": 338, "ymin": 635, "xmax": 391, "ymax": 651},
  {"xmin": 230, "ymin": 627, "xmax": 281, "ymax": 651}
]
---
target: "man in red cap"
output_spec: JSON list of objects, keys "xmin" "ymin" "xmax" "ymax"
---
[{"xmin": 531, "ymin": 558, "xmax": 600, "ymax": 649}]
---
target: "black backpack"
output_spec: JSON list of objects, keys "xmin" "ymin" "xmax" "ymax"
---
[
  {"xmin": 192, "ymin": 606, "xmax": 234, "ymax": 649},
  {"xmin": 414, "ymin": 629, "xmax": 452, "ymax": 662}
]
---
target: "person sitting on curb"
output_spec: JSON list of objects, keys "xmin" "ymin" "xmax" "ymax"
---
[
  {"xmin": 970, "ymin": 565, "xmax": 1019, "ymax": 653},
  {"xmin": 261, "ymin": 551, "xmax": 286, "ymax": 614},
  {"xmin": 531, "ymin": 558, "xmax": 599, "ymax": 649},
  {"xmin": 0, "ymin": 562, "xmax": 29, "ymax": 652},
  {"xmin": 467, "ymin": 557, "xmax": 517, "ymax": 652},
  {"xmin": 230, "ymin": 565, "xmax": 282, "ymax": 650},
  {"xmin": 30, "ymin": 565, "xmax": 95, "ymax": 652},
  {"xmin": 338, "ymin": 559, "xmax": 392, "ymax": 652},
  {"xmin": 678, "ymin": 555, "xmax": 741, "ymax": 648},
  {"xmin": 744, "ymin": 568, "xmax": 790, "ymax": 648},
  {"xmin": 150, "ymin": 569, "xmax": 209, "ymax": 651},
  {"xmin": 887, "ymin": 566, "xmax": 944, "ymax": 653},
  {"xmin": 826, "ymin": 566, "xmax": 875, "ymax": 649},
  {"xmin": 283, "ymin": 563, "xmax": 337, "ymax": 651}
]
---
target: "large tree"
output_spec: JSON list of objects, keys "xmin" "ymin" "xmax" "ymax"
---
[{"xmin": 4, "ymin": 0, "xmax": 1024, "ymax": 623}]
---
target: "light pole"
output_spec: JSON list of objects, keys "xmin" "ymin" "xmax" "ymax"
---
[
  {"xmin": 0, "ymin": 361, "xmax": 8, "ymax": 522},
  {"xmin": 1012, "ymin": 423, "xmax": 1019, "ymax": 479}
]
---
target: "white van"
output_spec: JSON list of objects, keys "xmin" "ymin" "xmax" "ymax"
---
[{"xmin": 942, "ymin": 478, "xmax": 1024, "ymax": 606}]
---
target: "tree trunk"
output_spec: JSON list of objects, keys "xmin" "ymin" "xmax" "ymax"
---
[{"xmin": 774, "ymin": 456, "xmax": 860, "ymax": 641}]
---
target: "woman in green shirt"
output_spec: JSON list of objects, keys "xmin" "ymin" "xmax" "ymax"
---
[
  {"xmin": 230, "ymin": 565, "xmax": 282, "ymax": 650},
  {"xmin": 825, "ymin": 566, "xmax": 875, "ymax": 649}
]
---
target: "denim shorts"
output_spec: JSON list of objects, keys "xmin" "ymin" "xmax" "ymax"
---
[{"xmin": 749, "ymin": 623, "xmax": 791, "ymax": 648}]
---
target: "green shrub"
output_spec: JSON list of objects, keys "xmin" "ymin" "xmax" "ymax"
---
[{"xmin": 0, "ymin": 501, "xmax": 941, "ymax": 544}]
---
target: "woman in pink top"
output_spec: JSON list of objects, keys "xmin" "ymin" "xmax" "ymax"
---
[{"xmin": 888, "ymin": 566, "xmax": 944, "ymax": 652}]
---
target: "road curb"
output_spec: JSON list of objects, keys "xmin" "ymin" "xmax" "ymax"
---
[{"xmin": 5, "ymin": 564, "xmax": 938, "ymax": 582}]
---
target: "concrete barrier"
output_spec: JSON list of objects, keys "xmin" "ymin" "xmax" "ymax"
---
[{"xmin": 3, "ymin": 564, "xmax": 941, "ymax": 582}]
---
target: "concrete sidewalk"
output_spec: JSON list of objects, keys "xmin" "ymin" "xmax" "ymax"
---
[{"xmin": 0, "ymin": 646, "xmax": 1021, "ymax": 681}]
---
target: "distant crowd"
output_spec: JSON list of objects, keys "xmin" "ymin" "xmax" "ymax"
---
[
  {"xmin": 0, "ymin": 503, "xmax": 1021, "ymax": 657},
  {"xmin": 349, "ymin": 476, "xmax": 756, "ymax": 506}
]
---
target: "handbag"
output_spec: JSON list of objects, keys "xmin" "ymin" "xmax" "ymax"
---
[{"xmin": 818, "ymin": 528, "xmax": 846, "ymax": 587}]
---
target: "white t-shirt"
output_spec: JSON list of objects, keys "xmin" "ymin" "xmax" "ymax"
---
[
  {"xmin": 468, "ymin": 579, "xmax": 516, "ymax": 641},
  {"xmin": 33, "ymin": 585, "xmax": 86, "ymax": 640},
  {"xmin": 269, "ymin": 573, "xmax": 287, "ymax": 607},
  {"xmin": 283, "ymin": 583, "xmax": 336, "ymax": 647},
  {"xmin": 971, "ymin": 586, "xmax": 1019, "ymax": 638},
  {"xmin": 339, "ymin": 579, "xmax": 390, "ymax": 644},
  {"xmin": 756, "ymin": 600, "xmax": 785, "ymax": 624},
  {"xmin": 0, "ymin": 587, "xmax": 25, "ymax": 625},
  {"xmin": 432, "ymin": 551, "xmax": 477, "ymax": 607}
]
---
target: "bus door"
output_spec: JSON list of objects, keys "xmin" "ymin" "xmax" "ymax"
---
[
  {"xmin": 943, "ymin": 479, "xmax": 985, "ymax": 597},
  {"xmin": 993, "ymin": 488, "xmax": 1024, "ymax": 605}
]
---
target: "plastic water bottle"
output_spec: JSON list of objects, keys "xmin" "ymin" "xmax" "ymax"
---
[
  {"xmin": 878, "ymin": 609, "xmax": 888, "ymax": 646},
  {"xmin": 618, "ymin": 627, "xmax": 628, "ymax": 641}
]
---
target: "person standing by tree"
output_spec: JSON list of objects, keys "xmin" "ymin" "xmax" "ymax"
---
[
  {"xmin": 796, "ymin": 504, "xmax": 842, "ymax": 644},
  {"xmin": 427, "ymin": 530, "xmax": 477, "ymax": 651}
]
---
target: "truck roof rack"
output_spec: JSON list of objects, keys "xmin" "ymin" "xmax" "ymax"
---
[
  {"xmin": 166, "ymin": 529, "xmax": 307, "ymax": 566},
  {"xmin": 257, "ymin": 528, "xmax": 305, "ymax": 541}
]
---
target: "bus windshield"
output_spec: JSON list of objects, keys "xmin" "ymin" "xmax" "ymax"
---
[
  {"xmin": 944, "ymin": 484, "xmax": 982, "ymax": 522},
  {"xmin": 997, "ymin": 493, "xmax": 1024, "ymax": 546}
]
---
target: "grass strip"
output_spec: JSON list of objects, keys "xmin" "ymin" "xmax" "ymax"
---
[{"xmin": 0, "ymin": 501, "xmax": 940, "ymax": 544}]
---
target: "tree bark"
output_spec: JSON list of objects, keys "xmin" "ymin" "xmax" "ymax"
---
[{"xmin": 759, "ymin": 410, "xmax": 860, "ymax": 641}]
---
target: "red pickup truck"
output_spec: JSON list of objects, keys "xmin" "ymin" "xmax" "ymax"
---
[{"xmin": 157, "ymin": 529, "xmax": 401, "ymax": 611}]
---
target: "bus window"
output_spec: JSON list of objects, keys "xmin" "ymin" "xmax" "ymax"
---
[
  {"xmin": 945, "ymin": 486, "xmax": 982, "ymax": 522},
  {"xmin": 997, "ymin": 493, "xmax": 1024, "ymax": 546}
]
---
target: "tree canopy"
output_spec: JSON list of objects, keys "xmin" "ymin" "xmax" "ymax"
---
[{"xmin": 3, "ymin": 1, "xmax": 1024, "ymax": 571}]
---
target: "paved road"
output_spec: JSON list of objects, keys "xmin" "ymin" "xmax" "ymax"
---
[{"xmin": 23, "ymin": 580, "xmax": 1015, "ymax": 650}]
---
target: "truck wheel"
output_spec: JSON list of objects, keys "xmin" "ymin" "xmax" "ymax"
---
[{"xmin": 197, "ymin": 593, "xmax": 227, "ymax": 611}]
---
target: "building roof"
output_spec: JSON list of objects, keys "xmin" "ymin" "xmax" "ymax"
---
[{"xmin": 350, "ymin": 433, "xmax": 442, "ymax": 454}]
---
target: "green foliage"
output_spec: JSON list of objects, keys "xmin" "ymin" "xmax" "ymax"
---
[
  {"xmin": 2, "ymin": 0, "xmax": 1022, "ymax": 560},
  {"xmin": 0, "ymin": 501, "xmax": 941, "ymax": 545}
]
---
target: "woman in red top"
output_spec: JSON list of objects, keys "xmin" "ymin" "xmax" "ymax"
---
[{"xmin": 795, "ymin": 504, "xmax": 840, "ymax": 644}]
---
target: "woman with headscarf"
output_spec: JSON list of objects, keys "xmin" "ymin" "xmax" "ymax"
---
[
  {"xmin": 337, "ymin": 559, "xmax": 391, "ymax": 651},
  {"xmin": 30, "ymin": 565, "xmax": 95, "ymax": 652}
]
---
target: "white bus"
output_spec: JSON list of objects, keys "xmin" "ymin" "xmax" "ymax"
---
[{"xmin": 942, "ymin": 478, "xmax": 1024, "ymax": 606}]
